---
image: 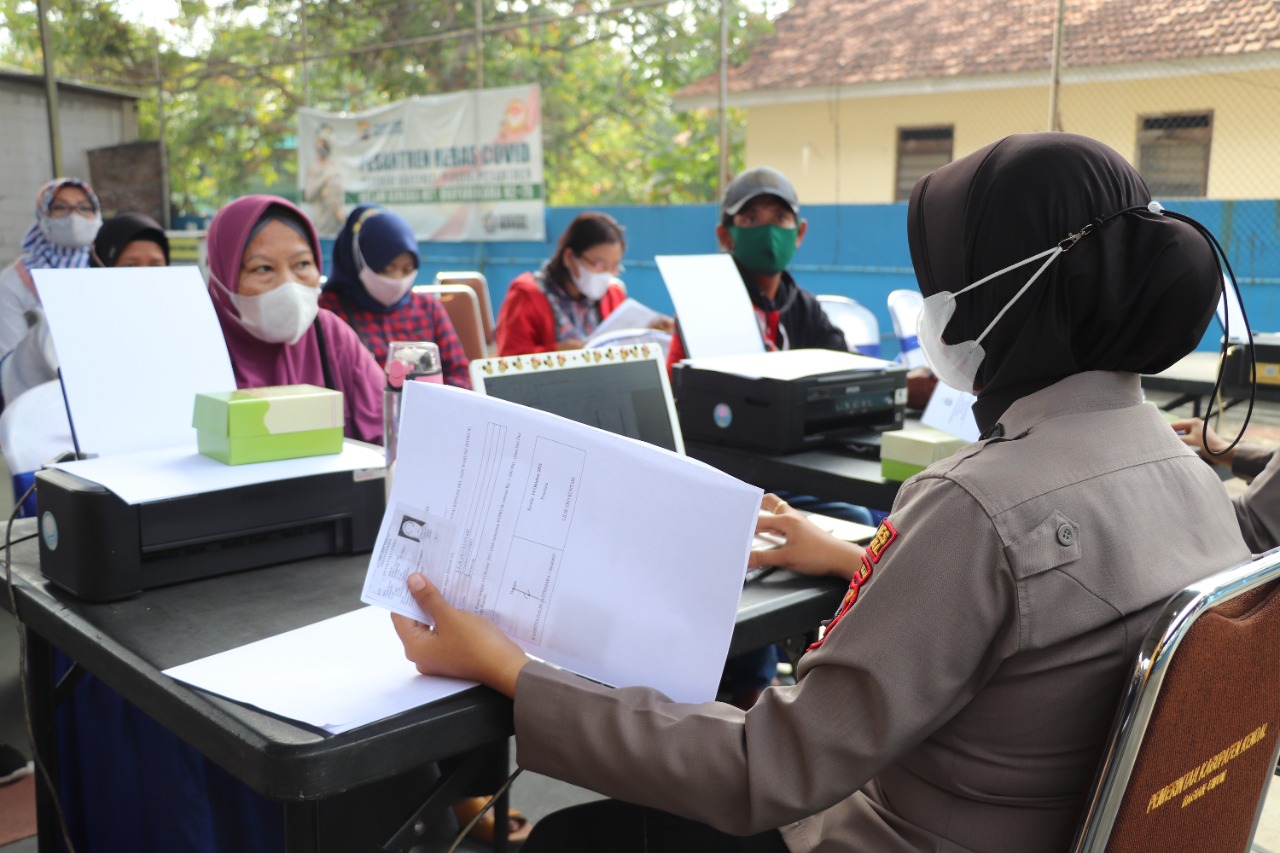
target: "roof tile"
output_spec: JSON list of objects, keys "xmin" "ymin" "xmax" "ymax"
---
[{"xmin": 681, "ymin": 0, "xmax": 1280, "ymax": 100}]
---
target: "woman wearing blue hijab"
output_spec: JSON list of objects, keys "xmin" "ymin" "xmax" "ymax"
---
[{"xmin": 320, "ymin": 204, "xmax": 471, "ymax": 388}]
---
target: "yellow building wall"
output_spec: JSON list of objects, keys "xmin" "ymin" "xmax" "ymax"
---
[{"xmin": 745, "ymin": 69, "xmax": 1280, "ymax": 203}]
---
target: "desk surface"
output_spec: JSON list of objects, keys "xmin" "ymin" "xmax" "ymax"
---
[{"xmin": 4, "ymin": 519, "xmax": 843, "ymax": 802}]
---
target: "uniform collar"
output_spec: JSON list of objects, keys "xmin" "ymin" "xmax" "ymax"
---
[{"xmin": 984, "ymin": 371, "xmax": 1143, "ymax": 439}]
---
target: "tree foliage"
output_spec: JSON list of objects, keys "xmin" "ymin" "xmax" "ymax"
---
[{"xmin": 0, "ymin": 0, "xmax": 772, "ymax": 215}]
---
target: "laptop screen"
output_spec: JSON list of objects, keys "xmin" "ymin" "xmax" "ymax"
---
[{"xmin": 469, "ymin": 345, "xmax": 684, "ymax": 454}]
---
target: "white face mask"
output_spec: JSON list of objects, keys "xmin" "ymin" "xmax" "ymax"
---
[
  {"xmin": 574, "ymin": 268, "xmax": 614, "ymax": 302},
  {"xmin": 352, "ymin": 221, "xmax": 417, "ymax": 307},
  {"xmin": 918, "ymin": 244, "xmax": 1066, "ymax": 392},
  {"xmin": 42, "ymin": 213, "xmax": 102, "ymax": 249},
  {"xmin": 359, "ymin": 267, "xmax": 416, "ymax": 307},
  {"xmin": 212, "ymin": 274, "xmax": 320, "ymax": 346}
]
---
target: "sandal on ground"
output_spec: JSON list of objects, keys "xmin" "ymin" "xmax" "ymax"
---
[{"xmin": 452, "ymin": 795, "xmax": 534, "ymax": 845}]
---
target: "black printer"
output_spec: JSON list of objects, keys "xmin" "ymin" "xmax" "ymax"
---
[
  {"xmin": 672, "ymin": 349, "xmax": 909, "ymax": 454},
  {"xmin": 36, "ymin": 464, "xmax": 385, "ymax": 602}
]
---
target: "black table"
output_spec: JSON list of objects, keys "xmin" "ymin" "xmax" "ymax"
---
[
  {"xmin": 686, "ymin": 441, "xmax": 902, "ymax": 512},
  {"xmin": 3, "ymin": 518, "xmax": 844, "ymax": 852}
]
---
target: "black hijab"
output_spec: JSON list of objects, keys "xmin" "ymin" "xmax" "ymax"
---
[
  {"xmin": 91, "ymin": 212, "xmax": 170, "ymax": 267},
  {"xmin": 907, "ymin": 132, "xmax": 1221, "ymax": 432}
]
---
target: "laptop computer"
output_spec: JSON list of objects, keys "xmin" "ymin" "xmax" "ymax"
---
[
  {"xmin": 469, "ymin": 344, "xmax": 684, "ymax": 454},
  {"xmin": 470, "ymin": 345, "xmax": 876, "ymax": 570}
]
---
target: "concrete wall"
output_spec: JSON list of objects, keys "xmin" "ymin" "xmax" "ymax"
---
[
  {"xmin": 0, "ymin": 78, "xmax": 140, "ymax": 264},
  {"xmin": 741, "ymin": 67, "xmax": 1280, "ymax": 204}
]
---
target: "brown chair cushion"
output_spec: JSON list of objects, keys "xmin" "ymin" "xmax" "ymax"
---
[{"xmin": 1106, "ymin": 579, "xmax": 1280, "ymax": 851}]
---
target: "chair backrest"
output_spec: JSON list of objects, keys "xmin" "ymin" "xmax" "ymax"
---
[
  {"xmin": 587, "ymin": 328, "xmax": 673, "ymax": 360},
  {"xmin": 414, "ymin": 284, "xmax": 488, "ymax": 361},
  {"xmin": 0, "ymin": 379, "xmax": 75, "ymax": 518},
  {"xmin": 887, "ymin": 289, "xmax": 928, "ymax": 368},
  {"xmin": 435, "ymin": 271, "xmax": 495, "ymax": 348},
  {"xmin": 816, "ymin": 295, "xmax": 881, "ymax": 357},
  {"xmin": 1071, "ymin": 549, "xmax": 1280, "ymax": 853}
]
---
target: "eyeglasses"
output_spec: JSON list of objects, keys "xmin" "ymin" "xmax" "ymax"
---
[
  {"xmin": 578, "ymin": 254, "xmax": 625, "ymax": 276},
  {"xmin": 49, "ymin": 203, "xmax": 97, "ymax": 218}
]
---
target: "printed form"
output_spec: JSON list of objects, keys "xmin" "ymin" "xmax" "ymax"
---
[{"xmin": 362, "ymin": 382, "xmax": 763, "ymax": 704}]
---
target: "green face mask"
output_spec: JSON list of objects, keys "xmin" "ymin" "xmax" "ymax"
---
[{"xmin": 728, "ymin": 225, "xmax": 798, "ymax": 274}]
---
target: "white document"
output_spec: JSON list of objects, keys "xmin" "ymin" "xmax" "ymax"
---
[
  {"xmin": 1216, "ymin": 273, "xmax": 1251, "ymax": 343},
  {"xmin": 656, "ymin": 254, "xmax": 766, "ymax": 359},
  {"xmin": 585, "ymin": 297, "xmax": 664, "ymax": 344},
  {"xmin": 50, "ymin": 441, "xmax": 386, "ymax": 505},
  {"xmin": 922, "ymin": 383, "xmax": 980, "ymax": 442},
  {"xmin": 362, "ymin": 381, "xmax": 763, "ymax": 704},
  {"xmin": 33, "ymin": 267, "xmax": 236, "ymax": 458},
  {"xmin": 682, "ymin": 348, "xmax": 895, "ymax": 382},
  {"xmin": 164, "ymin": 606, "xmax": 475, "ymax": 734}
]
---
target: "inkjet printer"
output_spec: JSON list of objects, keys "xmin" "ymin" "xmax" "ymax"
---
[
  {"xmin": 36, "ymin": 447, "xmax": 386, "ymax": 602},
  {"xmin": 672, "ymin": 349, "xmax": 909, "ymax": 454}
]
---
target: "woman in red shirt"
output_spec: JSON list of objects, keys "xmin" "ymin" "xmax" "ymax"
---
[{"xmin": 496, "ymin": 212, "xmax": 629, "ymax": 356}]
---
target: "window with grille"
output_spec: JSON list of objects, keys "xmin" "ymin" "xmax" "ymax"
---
[
  {"xmin": 1137, "ymin": 113, "xmax": 1213, "ymax": 198},
  {"xmin": 895, "ymin": 127, "xmax": 953, "ymax": 202}
]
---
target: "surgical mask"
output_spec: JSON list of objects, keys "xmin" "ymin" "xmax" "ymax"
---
[
  {"xmin": 42, "ymin": 213, "xmax": 102, "ymax": 249},
  {"xmin": 919, "ymin": 236, "xmax": 1081, "ymax": 392},
  {"xmin": 728, "ymin": 225, "xmax": 797, "ymax": 274},
  {"xmin": 352, "ymin": 223, "xmax": 417, "ymax": 306},
  {"xmin": 212, "ymin": 274, "xmax": 320, "ymax": 346},
  {"xmin": 360, "ymin": 267, "xmax": 416, "ymax": 306},
  {"xmin": 574, "ymin": 267, "xmax": 614, "ymax": 302}
]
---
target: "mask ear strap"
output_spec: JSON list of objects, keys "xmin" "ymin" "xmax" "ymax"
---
[{"xmin": 1154, "ymin": 205, "xmax": 1255, "ymax": 458}]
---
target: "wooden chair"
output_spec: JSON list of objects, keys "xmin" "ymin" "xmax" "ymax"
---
[
  {"xmin": 1071, "ymin": 549, "xmax": 1280, "ymax": 852},
  {"xmin": 435, "ymin": 271, "xmax": 496, "ymax": 352},
  {"xmin": 414, "ymin": 284, "xmax": 488, "ymax": 361}
]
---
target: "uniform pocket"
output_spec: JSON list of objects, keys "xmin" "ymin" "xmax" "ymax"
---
[{"xmin": 1004, "ymin": 510, "xmax": 1081, "ymax": 580}]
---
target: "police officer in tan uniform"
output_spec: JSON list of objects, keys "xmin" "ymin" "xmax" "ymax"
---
[{"xmin": 391, "ymin": 134, "xmax": 1249, "ymax": 852}]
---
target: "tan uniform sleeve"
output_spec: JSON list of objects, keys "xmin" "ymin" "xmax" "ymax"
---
[
  {"xmin": 1232, "ymin": 445, "xmax": 1280, "ymax": 552},
  {"xmin": 513, "ymin": 474, "xmax": 1019, "ymax": 836},
  {"xmin": 1231, "ymin": 443, "xmax": 1272, "ymax": 481}
]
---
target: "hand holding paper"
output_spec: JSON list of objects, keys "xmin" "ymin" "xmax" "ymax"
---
[
  {"xmin": 391, "ymin": 573, "xmax": 529, "ymax": 698},
  {"xmin": 364, "ymin": 380, "xmax": 763, "ymax": 703}
]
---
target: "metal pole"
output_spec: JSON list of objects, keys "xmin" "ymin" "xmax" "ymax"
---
[
  {"xmin": 153, "ymin": 33, "xmax": 171, "ymax": 228},
  {"xmin": 475, "ymin": 0, "xmax": 485, "ymax": 91},
  {"xmin": 1047, "ymin": 0, "xmax": 1067, "ymax": 131},
  {"xmin": 35, "ymin": 0, "xmax": 63, "ymax": 177},
  {"xmin": 301, "ymin": 0, "xmax": 311, "ymax": 107},
  {"xmin": 718, "ymin": 0, "xmax": 730, "ymax": 198}
]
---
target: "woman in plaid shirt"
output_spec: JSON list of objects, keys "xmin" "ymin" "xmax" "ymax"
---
[{"xmin": 320, "ymin": 204, "xmax": 471, "ymax": 389}]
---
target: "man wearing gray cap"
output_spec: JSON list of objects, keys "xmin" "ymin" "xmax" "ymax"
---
[{"xmin": 666, "ymin": 166, "xmax": 848, "ymax": 368}]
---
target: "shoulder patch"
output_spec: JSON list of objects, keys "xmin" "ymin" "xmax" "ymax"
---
[
  {"xmin": 866, "ymin": 520, "xmax": 898, "ymax": 564},
  {"xmin": 806, "ymin": 553, "xmax": 876, "ymax": 652}
]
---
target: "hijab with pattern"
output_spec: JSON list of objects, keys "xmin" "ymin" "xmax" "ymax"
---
[
  {"xmin": 91, "ymin": 212, "xmax": 170, "ymax": 267},
  {"xmin": 907, "ymin": 132, "xmax": 1221, "ymax": 432},
  {"xmin": 21, "ymin": 177, "xmax": 100, "ymax": 272},
  {"xmin": 323, "ymin": 203, "xmax": 420, "ymax": 313},
  {"xmin": 205, "ymin": 194, "xmax": 327, "ymax": 389}
]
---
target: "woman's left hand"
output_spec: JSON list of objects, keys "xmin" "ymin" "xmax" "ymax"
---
[
  {"xmin": 391, "ymin": 573, "xmax": 530, "ymax": 698},
  {"xmin": 649, "ymin": 315, "xmax": 676, "ymax": 334}
]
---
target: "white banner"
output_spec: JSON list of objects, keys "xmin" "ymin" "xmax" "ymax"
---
[{"xmin": 298, "ymin": 84, "xmax": 545, "ymax": 241}]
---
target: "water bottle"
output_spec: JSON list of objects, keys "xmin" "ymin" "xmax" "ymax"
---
[{"xmin": 383, "ymin": 341, "xmax": 443, "ymax": 498}]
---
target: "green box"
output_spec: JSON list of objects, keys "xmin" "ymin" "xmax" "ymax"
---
[
  {"xmin": 880, "ymin": 427, "xmax": 969, "ymax": 482},
  {"xmin": 193, "ymin": 384, "xmax": 344, "ymax": 465}
]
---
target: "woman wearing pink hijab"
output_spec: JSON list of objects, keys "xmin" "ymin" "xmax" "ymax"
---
[{"xmin": 205, "ymin": 194, "xmax": 383, "ymax": 443}]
